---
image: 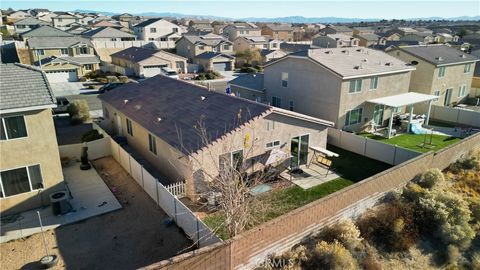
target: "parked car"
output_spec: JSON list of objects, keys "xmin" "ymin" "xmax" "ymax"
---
[
  {"xmin": 161, "ymin": 67, "xmax": 179, "ymax": 79},
  {"xmin": 53, "ymin": 97, "xmax": 70, "ymax": 114},
  {"xmin": 98, "ymin": 82, "xmax": 124, "ymax": 93}
]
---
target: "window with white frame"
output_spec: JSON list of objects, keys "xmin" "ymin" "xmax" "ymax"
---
[
  {"xmin": 77, "ymin": 47, "xmax": 88, "ymax": 55},
  {"xmin": 0, "ymin": 165, "xmax": 43, "ymax": 198},
  {"xmin": 60, "ymin": 48, "xmax": 69, "ymax": 55},
  {"xmin": 266, "ymin": 120, "xmax": 275, "ymax": 131},
  {"xmin": 281, "ymin": 72, "xmax": 288, "ymax": 88},
  {"xmin": 198, "ymin": 45, "xmax": 205, "ymax": 50},
  {"xmin": 345, "ymin": 107, "xmax": 363, "ymax": 126},
  {"xmin": 148, "ymin": 133, "xmax": 157, "ymax": 155},
  {"xmin": 266, "ymin": 140, "xmax": 280, "ymax": 148},
  {"xmin": 438, "ymin": 66, "xmax": 446, "ymax": 78},
  {"xmin": 126, "ymin": 118, "xmax": 133, "ymax": 136},
  {"xmin": 1, "ymin": 116, "xmax": 28, "ymax": 140},
  {"xmin": 370, "ymin": 76, "xmax": 378, "ymax": 90},
  {"xmin": 150, "ymin": 27, "xmax": 156, "ymax": 33},
  {"xmin": 349, "ymin": 79, "xmax": 362, "ymax": 93},
  {"xmin": 84, "ymin": 64, "xmax": 93, "ymax": 70},
  {"xmin": 271, "ymin": 96, "xmax": 282, "ymax": 107},
  {"xmin": 434, "ymin": 90, "xmax": 440, "ymax": 101},
  {"xmin": 464, "ymin": 63, "xmax": 472, "ymax": 74},
  {"xmin": 219, "ymin": 149, "xmax": 243, "ymax": 172},
  {"xmin": 173, "ymin": 28, "xmax": 178, "ymax": 33},
  {"xmin": 36, "ymin": 49, "xmax": 45, "ymax": 56},
  {"xmin": 458, "ymin": 85, "xmax": 467, "ymax": 97},
  {"xmin": 223, "ymin": 44, "xmax": 229, "ymax": 50}
]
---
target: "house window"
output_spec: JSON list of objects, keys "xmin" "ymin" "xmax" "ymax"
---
[
  {"xmin": 126, "ymin": 118, "xmax": 133, "ymax": 136},
  {"xmin": 36, "ymin": 49, "xmax": 45, "ymax": 56},
  {"xmin": 255, "ymin": 96, "xmax": 262, "ymax": 103},
  {"xmin": 0, "ymin": 165, "xmax": 43, "ymax": 198},
  {"xmin": 17, "ymin": 25, "xmax": 26, "ymax": 29},
  {"xmin": 246, "ymin": 30, "xmax": 249, "ymax": 34},
  {"xmin": 84, "ymin": 64, "xmax": 93, "ymax": 70},
  {"xmin": 104, "ymin": 108, "xmax": 110, "ymax": 119},
  {"xmin": 438, "ymin": 66, "xmax": 446, "ymax": 78},
  {"xmin": 464, "ymin": 63, "xmax": 472, "ymax": 74},
  {"xmin": 266, "ymin": 140, "xmax": 280, "ymax": 149},
  {"xmin": 77, "ymin": 47, "xmax": 88, "ymax": 55},
  {"xmin": 434, "ymin": 90, "xmax": 440, "ymax": 101},
  {"xmin": 281, "ymin": 72, "xmax": 288, "ymax": 88},
  {"xmin": 223, "ymin": 44, "xmax": 229, "ymax": 50},
  {"xmin": 240, "ymin": 30, "xmax": 244, "ymax": 34},
  {"xmin": 198, "ymin": 45, "xmax": 205, "ymax": 50},
  {"xmin": 289, "ymin": 100, "xmax": 294, "ymax": 111},
  {"xmin": 1, "ymin": 116, "xmax": 28, "ymax": 140},
  {"xmin": 263, "ymin": 44, "xmax": 268, "ymax": 49},
  {"xmin": 58, "ymin": 18, "xmax": 63, "ymax": 22},
  {"xmin": 160, "ymin": 37, "xmax": 167, "ymax": 41},
  {"xmin": 345, "ymin": 107, "xmax": 363, "ymax": 126},
  {"xmin": 266, "ymin": 120, "xmax": 275, "ymax": 130},
  {"xmin": 272, "ymin": 43, "xmax": 277, "ymax": 48},
  {"xmin": 458, "ymin": 84, "xmax": 467, "ymax": 97},
  {"xmin": 60, "ymin": 48, "xmax": 69, "ymax": 55},
  {"xmin": 271, "ymin": 96, "xmax": 282, "ymax": 107},
  {"xmin": 148, "ymin": 133, "xmax": 157, "ymax": 155},
  {"xmin": 173, "ymin": 28, "xmax": 178, "ymax": 33},
  {"xmin": 370, "ymin": 76, "xmax": 379, "ymax": 90},
  {"xmin": 219, "ymin": 149, "xmax": 243, "ymax": 172},
  {"xmin": 349, "ymin": 79, "xmax": 362, "ymax": 93},
  {"xmin": 150, "ymin": 27, "xmax": 156, "ymax": 33},
  {"xmin": 148, "ymin": 38, "xmax": 154, "ymax": 41}
]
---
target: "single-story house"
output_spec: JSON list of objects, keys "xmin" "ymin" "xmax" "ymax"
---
[
  {"xmin": 111, "ymin": 46, "xmax": 187, "ymax": 77},
  {"xmin": 98, "ymin": 75, "xmax": 333, "ymax": 198}
]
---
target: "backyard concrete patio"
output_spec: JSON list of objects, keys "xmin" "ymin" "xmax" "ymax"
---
[
  {"xmin": 0, "ymin": 161, "xmax": 121, "ymax": 243},
  {"xmin": 281, "ymin": 163, "xmax": 341, "ymax": 189}
]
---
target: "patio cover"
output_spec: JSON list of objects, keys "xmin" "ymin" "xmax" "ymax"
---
[
  {"xmin": 265, "ymin": 148, "xmax": 292, "ymax": 166},
  {"xmin": 368, "ymin": 92, "xmax": 438, "ymax": 108}
]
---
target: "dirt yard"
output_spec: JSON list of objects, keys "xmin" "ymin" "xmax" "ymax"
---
[{"xmin": 1, "ymin": 157, "xmax": 193, "ymax": 270}]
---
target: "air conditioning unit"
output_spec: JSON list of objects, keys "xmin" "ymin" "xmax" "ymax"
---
[{"xmin": 50, "ymin": 190, "xmax": 71, "ymax": 216}]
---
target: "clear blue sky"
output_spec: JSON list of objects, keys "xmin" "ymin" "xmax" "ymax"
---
[{"xmin": 1, "ymin": 1, "xmax": 479, "ymax": 19}]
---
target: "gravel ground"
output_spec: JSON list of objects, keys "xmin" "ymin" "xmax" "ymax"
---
[{"xmin": 1, "ymin": 157, "xmax": 193, "ymax": 270}]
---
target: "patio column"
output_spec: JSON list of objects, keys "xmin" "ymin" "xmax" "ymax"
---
[
  {"xmin": 408, "ymin": 105, "xmax": 414, "ymax": 132},
  {"xmin": 387, "ymin": 108, "xmax": 394, "ymax": 139},
  {"xmin": 425, "ymin": 100, "xmax": 433, "ymax": 126}
]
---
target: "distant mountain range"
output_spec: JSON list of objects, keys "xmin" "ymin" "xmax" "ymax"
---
[{"xmin": 74, "ymin": 10, "xmax": 480, "ymax": 23}]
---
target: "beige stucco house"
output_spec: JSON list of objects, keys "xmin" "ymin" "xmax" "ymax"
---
[
  {"xmin": 312, "ymin": 34, "xmax": 359, "ymax": 48},
  {"xmin": 388, "ymin": 45, "xmax": 479, "ymax": 112},
  {"xmin": 111, "ymin": 46, "xmax": 187, "ymax": 77},
  {"xmin": 261, "ymin": 24, "xmax": 294, "ymax": 42},
  {"xmin": 261, "ymin": 48, "xmax": 418, "ymax": 132},
  {"xmin": 133, "ymin": 18, "xmax": 183, "ymax": 41},
  {"xmin": 176, "ymin": 33, "xmax": 235, "ymax": 71},
  {"xmin": 0, "ymin": 63, "xmax": 64, "ymax": 214},
  {"xmin": 233, "ymin": 36, "xmax": 281, "ymax": 52},
  {"xmin": 223, "ymin": 22, "xmax": 262, "ymax": 41},
  {"xmin": 98, "ymin": 75, "xmax": 333, "ymax": 198},
  {"xmin": 26, "ymin": 36, "xmax": 100, "ymax": 82}
]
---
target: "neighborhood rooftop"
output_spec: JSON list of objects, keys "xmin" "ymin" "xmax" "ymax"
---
[
  {"xmin": 21, "ymin": 25, "xmax": 74, "ymax": 38},
  {"xmin": 27, "ymin": 36, "xmax": 93, "ymax": 49},
  {"xmin": 279, "ymin": 47, "xmax": 416, "ymax": 78},
  {"xmin": 133, "ymin": 18, "xmax": 164, "ymax": 28},
  {"xmin": 82, "ymin": 27, "xmax": 136, "ymax": 38},
  {"xmin": 397, "ymin": 45, "xmax": 479, "ymax": 66},
  {"xmin": 229, "ymin": 73, "xmax": 265, "ymax": 92},
  {"xmin": 0, "ymin": 63, "xmax": 56, "ymax": 112},
  {"xmin": 98, "ymin": 75, "xmax": 271, "ymax": 154}
]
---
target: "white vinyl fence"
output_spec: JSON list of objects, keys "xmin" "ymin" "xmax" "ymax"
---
[
  {"xmin": 92, "ymin": 40, "xmax": 176, "ymax": 50},
  {"xmin": 109, "ymin": 137, "xmax": 220, "ymax": 247},
  {"xmin": 328, "ymin": 128, "xmax": 421, "ymax": 165},
  {"xmin": 59, "ymin": 137, "xmax": 111, "ymax": 160},
  {"xmin": 430, "ymin": 105, "xmax": 480, "ymax": 128},
  {"xmin": 100, "ymin": 61, "xmax": 134, "ymax": 76}
]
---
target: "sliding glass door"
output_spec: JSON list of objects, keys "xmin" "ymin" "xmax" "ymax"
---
[{"xmin": 290, "ymin": 134, "xmax": 309, "ymax": 167}]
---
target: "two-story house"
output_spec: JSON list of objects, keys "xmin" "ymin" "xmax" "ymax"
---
[
  {"xmin": 21, "ymin": 25, "xmax": 74, "ymax": 41},
  {"xmin": 319, "ymin": 25, "xmax": 353, "ymax": 36},
  {"xmin": 223, "ymin": 22, "xmax": 262, "ymax": 41},
  {"xmin": 27, "ymin": 36, "xmax": 100, "ymax": 82},
  {"xmin": 13, "ymin": 17, "xmax": 49, "ymax": 34},
  {"xmin": 261, "ymin": 24, "xmax": 294, "ymax": 42},
  {"xmin": 233, "ymin": 36, "xmax": 281, "ymax": 52},
  {"xmin": 355, "ymin": 33, "xmax": 386, "ymax": 47},
  {"xmin": 388, "ymin": 45, "xmax": 479, "ymax": 112},
  {"xmin": 0, "ymin": 63, "xmax": 64, "ymax": 214},
  {"xmin": 312, "ymin": 34, "xmax": 359, "ymax": 48},
  {"xmin": 133, "ymin": 18, "xmax": 183, "ymax": 43},
  {"xmin": 258, "ymin": 48, "xmax": 424, "ymax": 132},
  {"xmin": 176, "ymin": 33, "xmax": 235, "ymax": 71},
  {"xmin": 52, "ymin": 13, "xmax": 82, "ymax": 30},
  {"xmin": 98, "ymin": 75, "xmax": 333, "ymax": 198}
]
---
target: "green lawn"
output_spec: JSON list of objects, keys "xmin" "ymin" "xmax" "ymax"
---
[
  {"xmin": 428, "ymin": 120, "xmax": 456, "ymax": 128},
  {"xmin": 203, "ymin": 146, "xmax": 391, "ymax": 240},
  {"xmin": 360, "ymin": 133, "xmax": 461, "ymax": 153}
]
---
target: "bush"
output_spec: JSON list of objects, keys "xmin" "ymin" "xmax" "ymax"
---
[
  {"xmin": 418, "ymin": 168, "xmax": 444, "ymax": 189},
  {"xmin": 106, "ymin": 76, "xmax": 119, "ymax": 83},
  {"xmin": 88, "ymin": 85, "xmax": 95, "ymax": 89},
  {"xmin": 240, "ymin": 66, "xmax": 259, "ymax": 73},
  {"xmin": 98, "ymin": 77, "xmax": 108, "ymax": 84},
  {"xmin": 447, "ymin": 245, "xmax": 461, "ymax": 265},
  {"xmin": 320, "ymin": 219, "xmax": 362, "ymax": 251},
  {"xmin": 310, "ymin": 240, "xmax": 358, "ymax": 270},
  {"xmin": 418, "ymin": 190, "xmax": 475, "ymax": 248},
  {"xmin": 195, "ymin": 71, "xmax": 220, "ymax": 80},
  {"xmin": 84, "ymin": 70, "xmax": 105, "ymax": 80},
  {"xmin": 78, "ymin": 77, "xmax": 87, "ymax": 82},
  {"xmin": 402, "ymin": 183, "xmax": 426, "ymax": 202},
  {"xmin": 449, "ymin": 157, "xmax": 480, "ymax": 174},
  {"xmin": 81, "ymin": 130, "xmax": 103, "ymax": 142},
  {"xmin": 118, "ymin": 76, "xmax": 129, "ymax": 83},
  {"xmin": 67, "ymin": 100, "xmax": 90, "ymax": 124},
  {"xmin": 471, "ymin": 252, "xmax": 480, "ymax": 270}
]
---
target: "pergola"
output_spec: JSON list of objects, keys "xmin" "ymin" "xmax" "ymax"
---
[{"xmin": 368, "ymin": 92, "xmax": 439, "ymax": 138}]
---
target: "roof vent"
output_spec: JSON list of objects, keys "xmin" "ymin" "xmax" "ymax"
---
[
  {"xmin": 435, "ymin": 56, "xmax": 443, "ymax": 61},
  {"xmin": 324, "ymin": 50, "xmax": 333, "ymax": 54},
  {"xmin": 362, "ymin": 58, "xmax": 368, "ymax": 62},
  {"xmin": 123, "ymin": 99, "xmax": 129, "ymax": 104},
  {"xmin": 385, "ymin": 62, "xmax": 392, "ymax": 66},
  {"xmin": 156, "ymin": 117, "xmax": 162, "ymax": 122},
  {"xmin": 460, "ymin": 54, "xmax": 467, "ymax": 58},
  {"xmin": 200, "ymin": 96, "xmax": 206, "ymax": 101},
  {"xmin": 356, "ymin": 48, "xmax": 363, "ymax": 52}
]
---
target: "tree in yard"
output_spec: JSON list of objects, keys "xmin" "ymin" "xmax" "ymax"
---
[
  {"xmin": 235, "ymin": 48, "xmax": 263, "ymax": 66},
  {"xmin": 68, "ymin": 99, "xmax": 90, "ymax": 124},
  {"xmin": 458, "ymin": 28, "xmax": 468, "ymax": 38},
  {"xmin": 180, "ymin": 113, "xmax": 287, "ymax": 238}
]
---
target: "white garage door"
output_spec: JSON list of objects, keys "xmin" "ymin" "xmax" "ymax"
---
[
  {"xmin": 45, "ymin": 70, "xmax": 78, "ymax": 83},
  {"xmin": 213, "ymin": 62, "xmax": 230, "ymax": 71},
  {"xmin": 143, "ymin": 65, "xmax": 166, "ymax": 78}
]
